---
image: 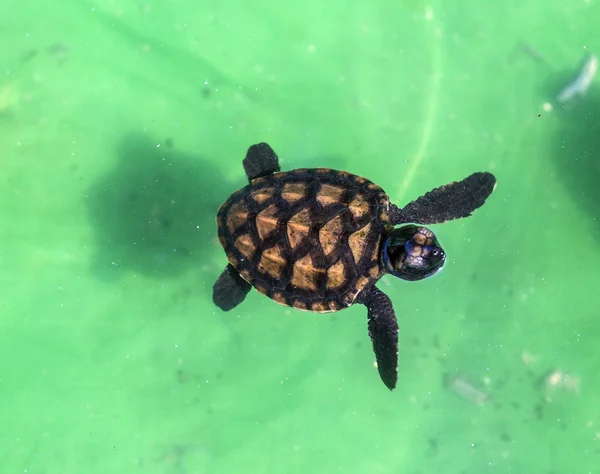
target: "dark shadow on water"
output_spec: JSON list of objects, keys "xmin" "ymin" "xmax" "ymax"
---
[
  {"xmin": 87, "ymin": 136, "xmax": 350, "ymax": 282},
  {"xmin": 86, "ymin": 133, "xmax": 228, "ymax": 281},
  {"xmin": 542, "ymin": 69, "xmax": 600, "ymax": 234}
]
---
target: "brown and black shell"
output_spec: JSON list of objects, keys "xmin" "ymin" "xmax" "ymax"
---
[{"xmin": 217, "ymin": 168, "xmax": 391, "ymax": 312}]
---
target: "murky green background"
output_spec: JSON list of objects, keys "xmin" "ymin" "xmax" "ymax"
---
[{"xmin": 2, "ymin": 0, "xmax": 599, "ymax": 472}]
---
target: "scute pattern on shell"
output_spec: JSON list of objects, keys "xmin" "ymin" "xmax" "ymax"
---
[{"xmin": 217, "ymin": 168, "xmax": 390, "ymax": 312}]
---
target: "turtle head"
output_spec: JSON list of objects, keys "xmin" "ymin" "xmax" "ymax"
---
[{"xmin": 381, "ymin": 225, "xmax": 446, "ymax": 281}]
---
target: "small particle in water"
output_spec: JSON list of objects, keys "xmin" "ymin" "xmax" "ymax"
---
[{"xmin": 47, "ymin": 42, "xmax": 70, "ymax": 66}]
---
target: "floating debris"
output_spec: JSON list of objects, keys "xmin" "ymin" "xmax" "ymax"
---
[
  {"xmin": 508, "ymin": 41, "xmax": 552, "ymax": 67},
  {"xmin": 443, "ymin": 372, "xmax": 491, "ymax": 405},
  {"xmin": 520, "ymin": 349, "xmax": 538, "ymax": 368},
  {"xmin": 540, "ymin": 368, "xmax": 580, "ymax": 403},
  {"xmin": 556, "ymin": 53, "xmax": 598, "ymax": 103}
]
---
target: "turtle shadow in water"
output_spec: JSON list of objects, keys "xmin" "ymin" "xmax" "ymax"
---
[
  {"xmin": 545, "ymin": 81, "xmax": 600, "ymax": 235},
  {"xmin": 86, "ymin": 133, "xmax": 228, "ymax": 281}
]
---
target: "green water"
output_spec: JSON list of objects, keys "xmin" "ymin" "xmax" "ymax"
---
[{"xmin": 2, "ymin": 1, "xmax": 600, "ymax": 473}]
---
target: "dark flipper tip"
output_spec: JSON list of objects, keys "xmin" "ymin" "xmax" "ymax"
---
[
  {"xmin": 466, "ymin": 171, "xmax": 497, "ymax": 204},
  {"xmin": 358, "ymin": 286, "xmax": 399, "ymax": 391},
  {"xmin": 212, "ymin": 264, "xmax": 252, "ymax": 312},
  {"xmin": 242, "ymin": 142, "xmax": 281, "ymax": 182}
]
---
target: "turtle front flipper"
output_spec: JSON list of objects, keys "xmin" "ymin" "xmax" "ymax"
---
[
  {"xmin": 357, "ymin": 285, "xmax": 399, "ymax": 390},
  {"xmin": 391, "ymin": 171, "xmax": 496, "ymax": 225},
  {"xmin": 242, "ymin": 142, "xmax": 281, "ymax": 182},
  {"xmin": 213, "ymin": 264, "xmax": 252, "ymax": 311}
]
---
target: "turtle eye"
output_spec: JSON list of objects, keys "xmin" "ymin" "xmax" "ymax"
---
[{"xmin": 382, "ymin": 225, "xmax": 446, "ymax": 281}]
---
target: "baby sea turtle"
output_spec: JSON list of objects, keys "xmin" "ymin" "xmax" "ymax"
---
[{"xmin": 213, "ymin": 143, "xmax": 496, "ymax": 390}]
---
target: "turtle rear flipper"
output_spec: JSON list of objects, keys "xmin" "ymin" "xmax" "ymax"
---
[
  {"xmin": 243, "ymin": 142, "xmax": 281, "ymax": 182},
  {"xmin": 391, "ymin": 171, "xmax": 496, "ymax": 225},
  {"xmin": 358, "ymin": 285, "xmax": 399, "ymax": 391},
  {"xmin": 213, "ymin": 264, "xmax": 252, "ymax": 311}
]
